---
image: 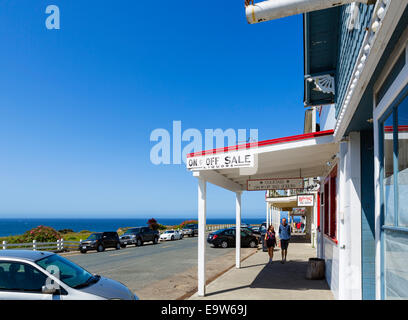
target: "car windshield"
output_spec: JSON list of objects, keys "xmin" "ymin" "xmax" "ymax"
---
[
  {"xmin": 124, "ymin": 228, "xmax": 140, "ymax": 235},
  {"xmin": 36, "ymin": 254, "xmax": 95, "ymax": 289},
  {"xmin": 213, "ymin": 229, "xmax": 226, "ymax": 234},
  {"xmin": 165, "ymin": 231, "xmax": 174, "ymax": 234},
  {"xmin": 87, "ymin": 233, "xmax": 102, "ymax": 241}
]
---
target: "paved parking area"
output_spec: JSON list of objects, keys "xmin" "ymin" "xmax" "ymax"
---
[{"xmin": 65, "ymin": 236, "xmax": 241, "ymax": 297}]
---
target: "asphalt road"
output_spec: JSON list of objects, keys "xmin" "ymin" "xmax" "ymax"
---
[{"xmin": 65, "ymin": 235, "xmax": 235, "ymax": 294}]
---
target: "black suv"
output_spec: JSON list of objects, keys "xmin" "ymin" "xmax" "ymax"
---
[
  {"xmin": 119, "ymin": 227, "xmax": 159, "ymax": 247},
  {"xmin": 182, "ymin": 224, "xmax": 198, "ymax": 237},
  {"xmin": 79, "ymin": 232, "xmax": 120, "ymax": 253},
  {"xmin": 207, "ymin": 228, "xmax": 258, "ymax": 248}
]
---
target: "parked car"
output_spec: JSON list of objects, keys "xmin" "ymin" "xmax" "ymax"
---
[
  {"xmin": 159, "ymin": 230, "xmax": 182, "ymax": 241},
  {"xmin": 248, "ymin": 226, "xmax": 261, "ymax": 235},
  {"xmin": 207, "ymin": 228, "xmax": 259, "ymax": 248},
  {"xmin": 231, "ymin": 226, "xmax": 261, "ymax": 239},
  {"xmin": 79, "ymin": 232, "xmax": 120, "ymax": 253},
  {"xmin": 0, "ymin": 250, "xmax": 138, "ymax": 300},
  {"xmin": 182, "ymin": 224, "xmax": 198, "ymax": 237},
  {"xmin": 119, "ymin": 227, "xmax": 159, "ymax": 248}
]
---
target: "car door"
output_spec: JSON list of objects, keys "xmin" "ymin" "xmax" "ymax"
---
[
  {"xmin": 141, "ymin": 228, "xmax": 149, "ymax": 241},
  {"xmin": 109, "ymin": 233, "xmax": 117, "ymax": 247},
  {"xmin": 0, "ymin": 261, "xmax": 56, "ymax": 300},
  {"xmin": 226, "ymin": 229, "xmax": 235, "ymax": 246},
  {"xmin": 241, "ymin": 230, "xmax": 250, "ymax": 246}
]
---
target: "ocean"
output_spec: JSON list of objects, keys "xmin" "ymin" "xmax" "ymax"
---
[{"xmin": 0, "ymin": 218, "xmax": 267, "ymax": 237}]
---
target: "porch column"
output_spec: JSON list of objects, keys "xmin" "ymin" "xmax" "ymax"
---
[
  {"xmin": 236, "ymin": 191, "xmax": 242, "ymax": 269},
  {"xmin": 265, "ymin": 202, "xmax": 268, "ymax": 227},
  {"xmin": 198, "ymin": 178, "xmax": 207, "ymax": 296}
]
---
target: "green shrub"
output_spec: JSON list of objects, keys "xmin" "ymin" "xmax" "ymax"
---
[
  {"xmin": 20, "ymin": 226, "xmax": 61, "ymax": 243},
  {"xmin": 58, "ymin": 229, "xmax": 74, "ymax": 234}
]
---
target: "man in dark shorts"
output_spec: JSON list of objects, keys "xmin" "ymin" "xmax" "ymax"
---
[{"xmin": 279, "ymin": 218, "xmax": 291, "ymax": 264}]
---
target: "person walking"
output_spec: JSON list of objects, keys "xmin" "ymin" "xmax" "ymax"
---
[
  {"xmin": 264, "ymin": 225, "xmax": 276, "ymax": 264},
  {"xmin": 279, "ymin": 218, "xmax": 291, "ymax": 264}
]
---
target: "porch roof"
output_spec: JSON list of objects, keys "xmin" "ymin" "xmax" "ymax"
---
[{"xmin": 187, "ymin": 130, "xmax": 339, "ymax": 192}]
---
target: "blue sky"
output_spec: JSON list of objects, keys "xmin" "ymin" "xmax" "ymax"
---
[{"xmin": 0, "ymin": 1, "xmax": 304, "ymax": 219}]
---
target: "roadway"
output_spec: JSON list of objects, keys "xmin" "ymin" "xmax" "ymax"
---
[{"xmin": 65, "ymin": 235, "xmax": 235, "ymax": 295}]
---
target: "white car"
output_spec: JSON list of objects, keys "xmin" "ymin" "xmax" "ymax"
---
[
  {"xmin": 159, "ymin": 230, "xmax": 182, "ymax": 241},
  {"xmin": 0, "ymin": 250, "xmax": 138, "ymax": 300}
]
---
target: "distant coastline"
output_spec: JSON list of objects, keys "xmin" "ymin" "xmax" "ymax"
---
[{"xmin": 0, "ymin": 217, "xmax": 267, "ymax": 238}]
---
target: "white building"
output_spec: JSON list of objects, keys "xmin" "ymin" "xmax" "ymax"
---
[{"xmin": 186, "ymin": 0, "xmax": 408, "ymax": 300}]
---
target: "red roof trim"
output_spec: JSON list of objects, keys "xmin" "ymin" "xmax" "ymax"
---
[
  {"xmin": 187, "ymin": 130, "xmax": 334, "ymax": 158},
  {"xmin": 384, "ymin": 125, "xmax": 408, "ymax": 132}
]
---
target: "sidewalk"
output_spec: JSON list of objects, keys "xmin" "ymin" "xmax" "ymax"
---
[{"xmin": 189, "ymin": 242, "xmax": 334, "ymax": 300}]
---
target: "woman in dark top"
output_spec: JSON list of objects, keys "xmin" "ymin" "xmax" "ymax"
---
[{"xmin": 264, "ymin": 225, "xmax": 276, "ymax": 264}]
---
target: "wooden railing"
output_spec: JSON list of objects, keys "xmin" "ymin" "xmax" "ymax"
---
[{"xmin": 1, "ymin": 239, "xmax": 83, "ymax": 252}]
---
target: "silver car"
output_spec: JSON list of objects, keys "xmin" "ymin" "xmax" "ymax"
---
[{"xmin": 0, "ymin": 250, "xmax": 138, "ymax": 300}]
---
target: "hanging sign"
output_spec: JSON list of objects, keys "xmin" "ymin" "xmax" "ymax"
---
[
  {"xmin": 187, "ymin": 151, "xmax": 254, "ymax": 171},
  {"xmin": 297, "ymin": 194, "xmax": 314, "ymax": 207},
  {"xmin": 247, "ymin": 178, "xmax": 304, "ymax": 191},
  {"xmin": 292, "ymin": 207, "xmax": 306, "ymax": 215}
]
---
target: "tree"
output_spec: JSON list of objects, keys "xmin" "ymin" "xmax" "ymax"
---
[{"xmin": 147, "ymin": 218, "xmax": 159, "ymax": 231}]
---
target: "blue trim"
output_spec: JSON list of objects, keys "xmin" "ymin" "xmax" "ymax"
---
[
  {"xmin": 378, "ymin": 83, "xmax": 408, "ymax": 300},
  {"xmin": 382, "ymin": 225, "xmax": 408, "ymax": 234},
  {"xmin": 360, "ymin": 130, "xmax": 376, "ymax": 299},
  {"xmin": 393, "ymin": 110, "xmax": 399, "ymax": 227},
  {"xmin": 379, "ymin": 119, "xmax": 385, "ymax": 300}
]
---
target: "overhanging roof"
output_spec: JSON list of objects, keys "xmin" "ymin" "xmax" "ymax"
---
[
  {"xmin": 303, "ymin": 8, "xmax": 339, "ymax": 107},
  {"xmin": 188, "ymin": 130, "xmax": 339, "ymax": 192}
]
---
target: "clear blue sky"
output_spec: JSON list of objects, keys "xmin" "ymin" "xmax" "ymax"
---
[{"xmin": 0, "ymin": 1, "xmax": 304, "ymax": 219}]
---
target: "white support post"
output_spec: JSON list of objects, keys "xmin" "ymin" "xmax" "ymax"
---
[
  {"xmin": 2, "ymin": 241, "xmax": 6, "ymax": 250},
  {"xmin": 33, "ymin": 240, "xmax": 37, "ymax": 251},
  {"xmin": 61, "ymin": 238, "xmax": 64, "ymax": 251},
  {"xmin": 266, "ymin": 202, "xmax": 269, "ymax": 227},
  {"xmin": 197, "ymin": 178, "xmax": 207, "ymax": 297},
  {"xmin": 236, "ymin": 191, "xmax": 242, "ymax": 269}
]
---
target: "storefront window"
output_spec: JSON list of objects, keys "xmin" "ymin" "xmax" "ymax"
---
[
  {"xmin": 398, "ymin": 99, "xmax": 408, "ymax": 227},
  {"xmin": 381, "ymin": 90, "xmax": 408, "ymax": 300},
  {"xmin": 384, "ymin": 229, "xmax": 408, "ymax": 299},
  {"xmin": 383, "ymin": 113, "xmax": 395, "ymax": 226}
]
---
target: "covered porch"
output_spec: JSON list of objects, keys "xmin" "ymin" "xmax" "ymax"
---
[{"xmin": 186, "ymin": 130, "xmax": 338, "ymax": 296}]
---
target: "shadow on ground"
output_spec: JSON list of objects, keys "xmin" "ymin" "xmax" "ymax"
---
[{"xmin": 249, "ymin": 259, "xmax": 329, "ymax": 291}]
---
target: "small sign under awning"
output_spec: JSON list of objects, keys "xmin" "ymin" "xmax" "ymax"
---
[
  {"xmin": 247, "ymin": 178, "xmax": 304, "ymax": 191},
  {"xmin": 297, "ymin": 194, "xmax": 314, "ymax": 207}
]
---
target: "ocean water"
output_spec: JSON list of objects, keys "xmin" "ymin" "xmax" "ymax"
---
[{"xmin": 0, "ymin": 218, "xmax": 266, "ymax": 237}]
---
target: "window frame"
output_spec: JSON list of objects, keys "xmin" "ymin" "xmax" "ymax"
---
[
  {"xmin": 374, "ymin": 41, "xmax": 408, "ymax": 300},
  {"xmin": 323, "ymin": 165, "xmax": 338, "ymax": 243}
]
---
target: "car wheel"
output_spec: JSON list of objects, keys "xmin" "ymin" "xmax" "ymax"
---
[
  {"xmin": 121, "ymin": 244, "xmax": 126, "ymax": 248},
  {"xmin": 249, "ymin": 240, "xmax": 257, "ymax": 248},
  {"xmin": 80, "ymin": 249, "xmax": 87, "ymax": 254},
  {"xmin": 136, "ymin": 238, "xmax": 143, "ymax": 246},
  {"xmin": 116, "ymin": 242, "xmax": 121, "ymax": 250},
  {"xmin": 153, "ymin": 237, "xmax": 158, "ymax": 244},
  {"xmin": 171, "ymin": 236, "xmax": 174, "ymax": 241},
  {"xmin": 97, "ymin": 244, "xmax": 104, "ymax": 252},
  {"xmin": 221, "ymin": 241, "xmax": 228, "ymax": 248}
]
